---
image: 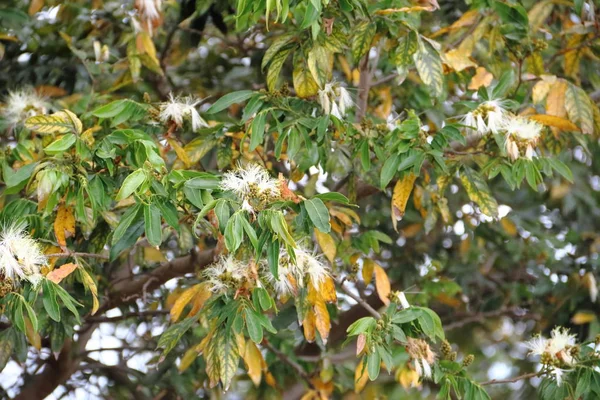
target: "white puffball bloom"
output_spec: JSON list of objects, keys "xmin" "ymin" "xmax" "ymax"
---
[
  {"xmin": 0, "ymin": 223, "xmax": 46, "ymax": 286},
  {"xmin": 262, "ymin": 263, "xmax": 295, "ymax": 297},
  {"xmin": 398, "ymin": 291, "xmax": 410, "ymax": 309},
  {"xmin": 2, "ymin": 89, "xmax": 48, "ymax": 126},
  {"xmin": 202, "ymin": 255, "xmax": 248, "ymax": 293},
  {"xmin": 525, "ymin": 326, "xmax": 577, "ymax": 368},
  {"xmin": 159, "ymin": 93, "xmax": 208, "ymax": 131},
  {"xmin": 318, "ymin": 82, "xmax": 353, "ymax": 119},
  {"xmin": 525, "ymin": 335, "xmax": 548, "ymax": 357},
  {"xmin": 503, "ymin": 115, "xmax": 543, "ymax": 142},
  {"xmin": 296, "ymin": 248, "xmax": 330, "ymax": 286},
  {"xmin": 550, "ymin": 367, "xmax": 569, "ymax": 386},
  {"xmin": 220, "ymin": 163, "xmax": 280, "ymax": 203},
  {"xmin": 480, "ymin": 99, "xmax": 507, "ymax": 134}
]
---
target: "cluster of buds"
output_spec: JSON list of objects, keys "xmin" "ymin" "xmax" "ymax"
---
[
  {"xmin": 317, "ymin": 82, "xmax": 353, "ymax": 119},
  {"xmin": 406, "ymin": 337, "xmax": 436, "ymax": 379},
  {"xmin": 526, "ymin": 326, "xmax": 578, "ymax": 386},
  {"xmin": 220, "ymin": 164, "xmax": 281, "ymax": 214},
  {"xmin": 0, "ymin": 223, "xmax": 46, "ymax": 288}
]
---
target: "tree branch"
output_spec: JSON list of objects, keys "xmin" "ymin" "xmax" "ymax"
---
[
  {"xmin": 480, "ymin": 371, "xmax": 543, "ymax": 386},
  {"xmin": 337, "ymin": 279, "xmax": 382, "ymax": 319}
]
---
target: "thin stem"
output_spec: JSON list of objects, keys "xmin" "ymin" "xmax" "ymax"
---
[
  {"xmin": 337, "ymin": 279, "xmax": 382, "ymax": 319},
  {"xmin": 86, "ymin": 310, "xmax": 169, "ymax": 323},
  {"xmin": 480, "ymin": 371, "xmax": 543, "ymax": 386},
  {"xmin": 46, "ymin": 252, "xmax": 109, "ymax": 260},
  {"xmin": 262, "ymin": 341, "xmax": 313, "ymax": 387}
]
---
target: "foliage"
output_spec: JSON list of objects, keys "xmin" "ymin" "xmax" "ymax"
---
[{"xmin": 0, "ymin": 0, "xmax": 599, "ymax": 399}]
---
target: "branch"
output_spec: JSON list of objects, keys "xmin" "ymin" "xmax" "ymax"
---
[
  {"xmin": 480, "ymin": 371, "xmax": 543, "ymax": 386},
  {"xmin": 85, "ymin": 310, "xmax": 169, "ymax": 323},
  {"xmin": 263, "ymin": 341, "xmax": 313, "ymax": 388},
  {"xmin": 355, "ymin": 54, "xmax": 371, "ymax": 122},
  {"xmin": 46, "ymin": 252, "xmax": 109, "ymax": 260},
  {"xmin": 337, "ymin": 279, "xmax": 382, "ymax": 319}
]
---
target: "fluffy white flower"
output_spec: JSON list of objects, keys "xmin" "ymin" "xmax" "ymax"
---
[
  {"xmin": 2, "ymin": 89, "xmax": 48, "ymax": 126},
  {"xmin": 318, "ymin": 82, "xmax": 353, "ymax": 119},
  {"xmin": 480, "ymin": 99, "xmax": 507, "ymax": 134},
  {"xmin": 296, "ymin": 248, "xmax": 330, "ymax": 286},
  {"xmin": 0, "ymin": 223, "xmax": 46, "ymax": 286},
  {"xmin": 503, "ymin": 115, "xmax": 543, "ymax": 141},
  {"xmin": 526, "ymin": 327, "xmax": 577, "ymax": 367},
  {"xmin": 398, "ymin": 291, "xmax": 410, "ymax": 309},
  {"xmin": 159, "ymin": 94, "xmax": 208, "ymax": 131},
  {"xmin": 525, "ymin": 335, "xmax": 549, "ymax": 357},
  {"xmin": 202, "ymin": 255, "xmax": 248, "ymax": 293},
  {"xmin": 220, "ymin": 163, "xmax": 280, "ymax": 204},
  {"xmin": 262, "ymin": 263, "xmax": 295, "ymax": 297}
]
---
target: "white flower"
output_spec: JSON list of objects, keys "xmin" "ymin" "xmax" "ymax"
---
[
  {"xmin": 220, "ymin": 163, "xmax": 280, "ymax": 204},
  {"xmin": 526, "ymin": 327, "xmax": 577, "ymax": 366},
  {"xmin": 398, "ymin": 292, "xmax": 410, "ymax": 309},
  {"xmin": 159, "ymin": 93, "xmax": 208, "ymax": 131},
  {"xmin": 135, "ymin": 0, "xmax": 162, "ymax": 34},
  {"xmin": 416, "ymin": 358, "xmax": 432, "ymax": 379},
  {"xmin": 262, "ymin": 263, "xmax": 295, "ymax": 297},
  {"xmin": 525, "ymin": 335, "xmax": 549, "ymax": 357},
  {"xmin": 296, "ymin": 248, "xmax": 330, "ymax": 287},
  {"xmin": 406, "ymin": 337, "xmax": 436, "ymax": 380},
  {"xmin": 202, "ymin": 255, "xmax": 248, "ymax": 293},
  {"xmin": 586, "ymin": 272, "xmax": 598, "ymax": 302},
  {"xmin": 2, "ymin": 89, "xmax": 48, "ymax": 126},
  {"xmin": 318, "ymin": 82, "xmax": 353, "ymax": 119},
  {"xmin": 503, "ymin": 115, "xmax": 543, "ymax": 142},
  {"xmin": 0, "ymin": 223, "xmax": 46, "ymax": 286},
  {"xmin": 241, "ymin": 199, "xmax": 254, "ymax": 214},
  {"xmin": 505, "ymin": 137, "xmax": 520, "ymax": 161},
  {"xmin": 480, "ymin": 99, "xmax": 507, "ymax": 134},
  {"xmin": 549, "ymin": 367, "xmax": 569, "ymax": 386}
]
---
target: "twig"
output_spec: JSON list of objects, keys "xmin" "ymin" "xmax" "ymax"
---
[
  {"xmin": 355, "ymin": 54, "xmax": 371, "ymax": 122},
  {"xmin": 46, "ymin": 252, "xmax": 109, "ymax": 260},
  {"xmin": 443, "ymin": 307, "xmax": 538, "ymax": 331},
  {"xmin": 262, "ymin": 341, "xmax": 313, "ymax": 387},
  {"xmin": 480, "ymin": 371, "xmax": 543, "ymax": 386},
  {"xmin": 372, "ymin": 73, "xmax": 398, "ymax": 87},
  {"xmin": 85, "ymin": 310, "xmax": 169, "ymax": 323},
  {"xmin": 337, "ymin": 279, "xmax": 381, "ymax": 319}
]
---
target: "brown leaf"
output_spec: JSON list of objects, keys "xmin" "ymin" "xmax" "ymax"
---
[
  {"xmin": 46, "ymin": 263, "xmax": 77, "ymax": 284},
  {"xmin": 278, "ymin": 174, "xmax": 301, "ymax": 203},
  {"xmin": 374, "ymin": 264, "xmax": 391, "ymax": 306},
  {"xmin": 24, "ymin": 317, "xmax": 41, "ymax": 350},
  {"xmin": 356, "ymin": 334, "xmax": 367, "ymax": 356},
  {"xmin": 54, "ymin": 205, "xmax": 75, "ymax": 248},
  {"xmin": 28, "ymin": 0, "xmax": 44, "ymax": 15},
  {"xmin": 468, "ymin": 67, "xmax": 493, "ymax": 90}
]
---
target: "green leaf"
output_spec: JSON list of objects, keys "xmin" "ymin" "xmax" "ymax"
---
[
  {"xmin": 270, "ymin": 211, "xmax": 296, "ymax": 247},
  {"xmin": 184, "ymin": 174, "xmax": 221, "ymax": 190},
  {"xmin": 207, "ymin": 91, "xmax": 255, "ymax": 113},
  {"xmin": 459, "ymin": 166, "xmax": 499, "ymax": 218},
  {"xmin": 44, "ymin": 134, "xmax": 77, "ymax": 155},
  {"xmin": 250, "ymin": 111, "xmax": 267, "ymax": 151},
  {"xmin": 112, "ymin": 203, "xmax": 143, "ymax": 245},
  {"xmin": 262, "ymin": 33, "xmax": 295, "ymax": 70},
  {"xmin": 244, "ymin": 308, "xmax": 263, "ymax": 343},
  {"xmin": 417, "ymin": 307, "xmax": 445, "ymax": 342},
  {"xmin": 116, "ymin": 169, "xmax": 146, "ymax": 201},
  {"xmin": 51, "ymin": 281, "xmax": 82, "ymax": 323},
  {"xmin": 493, "ymin": 1, "xmax": 529, "ymax": 28},
  {"xmin": 267, "ymin": 238, "xmax": 279, "ymax": 279},
  {"xmin": 413, "ymin": 40, "xmax": 444, "ymax": 98},
  {"xmin": 91, "ymin": 99, "xmax": 149, "ymax": 126},
  {"xmin": 565, "ymin": 84, "xmax": 594, "ymax": 134},
  {"xmin": 313, "ymin": 192, "xmax": 350, "ymax": 204},
  {"xmin": 267, "ymin": 46, "xmax": 293, "ymax": 91},
  {"xmin": 157, "ymin": 317, "xmax": 196, "ymax": 360},
  {"xmin": 144, "ymin": 203, "xmax": 162, "ymax": 247},
  {"xmin": 367, "ymin": 351, "xmax": 381, "ymax": 381},
  {"xmin": 225, "ymin": 212, "xmax": 243, "ymax": 252},
  {"xmin": 352, "ymin": 21, "xmax": 376, "ymax": 61},
  {"xmin": 380, "ymin": 153, "xmax": 401, "ymax": 188},
  {"xmin": 547, "ymin": 158, "xmax": 573, "ymax": 182},
  {"xmin": 304, "ymin": 198, "xmax": 331, "ymax": 233},
  {"xmin": 395, "ymin": 31, "xmax": 418, "ymax": 67},
  {"xmin": 42, "ymin": 279, "xmax": 61, "ymax": 322},
  {"xmin": 347, "ymin": 317, "xmax": 376, "ymax": 336}
]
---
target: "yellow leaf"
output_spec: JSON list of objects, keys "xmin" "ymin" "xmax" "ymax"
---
[
  {"xmin": 25, "ymin": 113, "xmax": 71, "ymax": 134},
  {"xmin": 362, "ymin": 259, "xmax": 374, "ymax": 285},
  {"xmin": 178, "ymin": 347, "xmax": 199, "ymax": 373},
  {"xmin": 532, "ymin": 79, "xmax": 553, "ymax": 104},
  {"xmin": 564, "ymin": 34, "xmax": 583, "ymax": 79},
  {"xmin": 167, "ymin": 138, "xmax": 191, "ymax": 168},
  {"xmin": 444, "ymin": 48, "xmax": 477, "ymax": 72},
  {"xmin": 374, "ymin": 264, "xmax": 391, "ymax": 306},
  {"xmin": 374, "ymin": 87, "xmax": 392, "ymax": 119},
  {"xmin": 57, "ymin": 110, "xmax": 83, "ymax": 135},
  {"xmin": 303, "ymin": 308, "xmax": 316, "ymax": 343},
  {"xmin": 243, "ymin": 340, "xmax": 263, "ymax": 387},
  {"xmin": 54, "ymin": 205, "xmax": 75, "ymax": 248},
  {"xmin": 293, "ymin": 61, "xmax": 319, "ymax": 98},
  {"xmin": 468, "ymin": 67, "xmax": 493, "ymax": 90},
  {"xmin": 28, "ymin": 0, "xmax": 44, "ymax": 15},
  {"xmin": 571, "ymin": 311, "xmax": 596, "ymax": 325},
  {"xmin": 186, "ymin": 283, "xmax": 212, "ymax": 318},
  {"xmin": 314, "ymin": 228, "xmax": 336, "ymax": 264},
  {"xmin": 79, "ymin": 267, "xmax": 99, "ymax": 315},
  {"xmin": 396, "ymin": 366, "xmax": 420, "ymax": 389},
  {"xmin": 528, "ymin": 0, "xmax": 554, "ymax": 31},
  {"xmin": 431, "ymin": 10, "xmax": 479, "ymax": 38},
  {"xmin": 46, "ymin": 263, "xmax": 77, "ymax": 284},
  {"xmin": 24, "ymin": 317, "xmax": 41, "ymax": 350},
  {"xmin": 528, "ymin": 114, "xmax": 580, "ymax": 132},
  {"xmin": 391, "ymin": 173, "xmax": 417, "ymax": 232},
  {"xmin": 546, "ymin": 80, "xmax": 568, "ymax": 118},
  {"xmin": 354, "ymin": 359, "xmax": 369, "ymax": 393},
  {"xmin": 500, "ymin": 217, "xmax": 518, "ymax": 237},
  {"xmin": 170, "ymin": 284, "xmax": 203, "ymax": 322},
  {"xmin": 318, "ymin": 275, "xmax": 337, "ymax": 304}
]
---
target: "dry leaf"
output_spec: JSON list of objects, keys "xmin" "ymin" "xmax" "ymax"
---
[
  {"xmin": 356, "ymin": 333, "xmax": 367, "ymax": 355},
  {"xmin": 315, "ymin": 228, "xmax": 336, "ymax": 264},
  {"xmin": 303, "ymin": 309, "xmax": 316, "ymax": 343},
  {"xmin": 374, "ymin": 264, "xmax": 391, "ymax": 306},
  {"xmin": 170, "ymin": 284, "xmax": 202, "ymax": 322},
  {"xmin": 54, "ymin": 205, "xmax": 75, "ymax": 248},
  {"xmin": 391, "ymin": 173, "xmax": 417, "ymax": 231},
  {"xmin": 46, "ymin": 263, "xmax": 77, "ymax": 284},
  {"xmin": 546, "ymin": 80, "xmax": 568, "ymax": 118},
  {"xmin": 468, "ymin": 67, "xmax": 493, "ymax": 90},
  {"xmin": 314, "ymin": 299, "xmax": 331, "ymax": 344},
  {"xmin": 444, "ymin": 48, "xmax": 477, "ymax": 72},
  {"xmin": 528, "ymin": 114, "xmax": 580, "ymax": 132},
  {"xmin": 243, "ymin": 340, "xmax": 264, "ymax": 387},
  {"xmin": 354, "ymin": 359, "xmax": 369, "ymax": 393}
]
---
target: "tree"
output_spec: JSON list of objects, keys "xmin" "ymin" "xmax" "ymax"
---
[{"xmin": 0, "ymin": 0, "xmax": 599, "ymax": 398}]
